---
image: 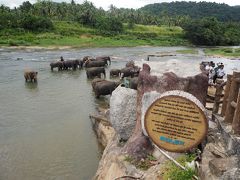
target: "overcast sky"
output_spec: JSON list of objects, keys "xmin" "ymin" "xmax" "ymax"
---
[{"xmin": 0, "ymin": 0, "xmax": 239, "ymax": 10}]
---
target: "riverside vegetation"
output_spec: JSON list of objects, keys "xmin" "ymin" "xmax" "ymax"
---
[{"xmin": 0, "ymin": 1, "xmax": 240, "ymax": 49}]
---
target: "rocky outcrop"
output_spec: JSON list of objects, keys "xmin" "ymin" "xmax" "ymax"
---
[
  {"xmin": 199, "ymin": 119, "xmax": 240, "ymax": 180},
  {"xmin": 90, "ymin": 109, "xmax": 115, "ymax": 148},
  {"xmin": 110, "ymin": 86, "xmax": 137, "ymax": 141},
  {"xmin": 124, "ymin": 63, "xmax": 209, "ymax": 159}
]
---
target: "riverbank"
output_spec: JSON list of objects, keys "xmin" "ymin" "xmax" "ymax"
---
[
  {"xmin": 0, "ymin": 21, "xmax": 188, "ymax": 48},
  {"xmin": 175, "ymin": 47, "xmax": 240, "ymax": 59}
]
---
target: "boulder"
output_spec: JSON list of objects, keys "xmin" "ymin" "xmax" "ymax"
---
[
  {"xmin": 110, "ymin": 86, "xmax": 137, "ymax": 141},
  {"xmin": 220, "ymin": 168, "xmax": 240, "ymax": 180},
  {"xmin": 209, "ymin": 157, "xmax": 239, "ymax": 177}
]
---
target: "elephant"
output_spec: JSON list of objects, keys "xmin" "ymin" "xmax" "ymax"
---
[
  {"xmin": 96, "ymin": 56, "xmax": 111, "ymax": 65},
  {"xmin": 63, "ymin": 60, "xmax": 80, "ymax": 70},
  {"xmin": 50, "ymin": 61, "xmax": 64, "ymax": 71},
  {"xmin": 110, "ymin": 69, "xmax": 121, "ymax": 77},
  {"xmin": 24, "ymin": 70, "xmax": 38, "ymax": 82},
  {"xmin": 83, "ymin": 56, "xmax": 94, "ymax": 63},
  {"xmin": 76, "ymin": 59, "xmax": 83, "ymax": 68},
  {"xmin": 125, "ymin": 60, "xmax": 135, "ymax": 68},
  {"xmin": 86, "ymin": 67, "xmax": 106, "ymax": 79},
  {"xmin": 120, "ymin": 66, "xmax": 140, "ymax": 78},
  {"xmin": 91, "ymin": 78, "xmax": 106, "ymax": 89},
  {"xmin": 129, "ymin": 77, "xmax": 139, "ymax": 90},
  {"xmin": 85, "ymin": 60, "xmax": 106, "ymax": 68},
  {"xmin": 92, "ymin": 80, "xmax": 120, "ymax": 98}
]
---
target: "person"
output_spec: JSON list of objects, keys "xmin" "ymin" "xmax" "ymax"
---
[
  {"xmin": 213, "ymin": 64, "xmax": 225, "ymax": 83},
  {"xmin": 208, "ymin": 62, "xmax": 215, "ymax": 85},
  {"xmin": 60, "ymin": 56, "xmax": 64, "ymax": 61},
  {"xmin": 216, "ymin": 65, "xmax": 225, "ymax": 80}
]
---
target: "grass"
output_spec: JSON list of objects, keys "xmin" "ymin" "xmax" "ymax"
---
[
  {"xmin": 0, "ymin": 21, "xmax": 188, "ymax": 47},
  {"xmin": 124, "ymin": 154, "xmax": 157, "ymax": 171},
  {"xmin": 162, "ymin": 153, "xmax": 198, "ymax": 180},
  {"xmin": 176, "ymin": 49, "xmax": 198, "ymax": 54},
  {"xmin": 204, "ymin": 47, "xmax": 240, "ymax": 57}
]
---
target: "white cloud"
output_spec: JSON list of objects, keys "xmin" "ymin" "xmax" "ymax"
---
[{"xmin": 0, "ymin": 0, "xmax": 239, "ymax": 9}]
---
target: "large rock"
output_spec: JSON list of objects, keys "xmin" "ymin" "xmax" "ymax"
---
[
  {"xmin": 220, "ymin": 168, "xmax": 240, "ymax": 180},
  {"xmin": 209, "ymin": 157, "xmax": 239, "ymax": 177},
  {"xmin": 110, "ymin": 86, "xmax": 137, "ymax": 141}
]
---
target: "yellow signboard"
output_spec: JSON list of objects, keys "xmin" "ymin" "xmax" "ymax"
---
[{"xmin": 144, "ymin": 93, "xmax": 208, "ymax": 152}]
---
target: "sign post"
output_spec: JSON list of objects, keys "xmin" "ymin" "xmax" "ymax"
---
[{"xmin": 144, "ymin": 91, "xmax": 208, "ymax": 152}]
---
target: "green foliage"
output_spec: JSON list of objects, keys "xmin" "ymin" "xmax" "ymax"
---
[
  {"xmin": 182, "ymin": 17, "xmax": 240, "ymax": 46},
  {"xmin": 162, "ymin": 154, "xmax": 197, "ymax": 180},
  {"xmin": 20, "ymin": 15, "xmax": 54, "ymax": 32},
  {"xmin": 75, "ymin": 1, "xmax": 98, "ymax": 27},
  {"xmin": 96, "ymin": 16, "xmax": 123, "ymax": 35},
  {"xmin": 204, "ymin": 48, "xmax": 240, "ymax": 57},
  {"xmin": 124, "ymin": 154, "xmax": 157, "ymax": 171},
  {"xmin": 141, "ymin": 1, "xmax": 240, "ymax": 22}
]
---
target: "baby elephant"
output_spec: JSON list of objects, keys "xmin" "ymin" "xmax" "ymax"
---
[{"xmin": 24, "ymin": 70, "xmax": 38, "ymax": 82}]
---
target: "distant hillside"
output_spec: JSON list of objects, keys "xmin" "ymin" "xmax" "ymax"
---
[{"xmin": 140, "ymin": 1, "xmax": 240, "ymax": 22}]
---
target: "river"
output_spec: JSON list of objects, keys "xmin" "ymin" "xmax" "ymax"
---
[{"xmin": 0, "ymin": 46, "xmax": 239, "ymax": 180}]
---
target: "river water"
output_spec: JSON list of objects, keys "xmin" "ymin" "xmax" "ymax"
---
[{"xmin": 0, "ymin": 46, "xmax": 239, "ymax": 180}]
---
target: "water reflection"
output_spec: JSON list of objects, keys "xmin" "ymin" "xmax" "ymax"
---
[{"xmin": 24, "ymin": 82, "xmax": 38, "ymax": 91}]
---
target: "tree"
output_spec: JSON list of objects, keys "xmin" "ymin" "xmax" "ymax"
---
[
  {"xmin": 20, "ymin": 15, "xmax": 53, "ymax": 32},
  {"xmin": 183, "ymin": 17, "xmax": 224, "ymax": 45},
  {"xmin": 96, "ymin": 16, "xmax": 123, "ymax": 35}
]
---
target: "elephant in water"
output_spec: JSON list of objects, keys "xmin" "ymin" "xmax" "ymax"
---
[
  {"xmin": 110, "ymin": 69, "xmax": 121, "ymax": 77},
  {"xmin": 92, "ymin": 79, "xmax": 120, "ymax": 98},
  {"xmin": 85, "ymin": 60, "xmax": 106, "ymax": 68},
  {"xmin": 128, "ymin": 77, "xmax": 139, "ymax": 90},
  {"xmin": 120, "ymin": 66, "xmax": 140, "ymax": 78},
  {"xmin": 24, "ymin": 70, "xmax": 38, "ymax": 82},
  {"xmin": 63, "ymin": 60, "xmax": 81, "ymax": 70},
  {"xmin": 50, "ymin": 61, "xmax": 64, "ymax": 71},
  {"xmin": 82, "ymin": 56, "xmax": 94, "ymax": 64},
  {"xmin": 96, "ymin": 56, "xmax": 111, "ymax": 65},
  {"xmin": 86, "ymin": 67, "xmax": 106, "ymax": 79}
]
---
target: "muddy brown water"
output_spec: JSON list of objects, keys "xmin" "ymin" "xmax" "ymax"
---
[{"xmin": 0, "ymin": 47, "xmax": 239, "ymax": 180}]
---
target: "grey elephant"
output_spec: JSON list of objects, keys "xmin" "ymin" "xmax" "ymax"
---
[
  {"xmin": 92, "ymin": 80, "xmax": 120, "ymax": 98},
  {"xmin": 78, "ymin": 60, "xmax": 84, "ymax": 68},
  {"xmin": 120, "ymin": 67, "xmax": 140, "ymax": 78},
  {"xmin": 110, "ymin": 69, "xmax": 121, "ymax": 77},
  {"xmin": 96, "ymin": 56, "xmax": 111, "ymax": 65},
  {"xmin": 82, "ymin": 56, "xmax": 95, "ymax": 63},
  {"xmin": 50, "ymin": 61, "xmax": 64, "ymax": 71},
  {"xmin": 129, "ymin": 77, "xmax": 139, "ymax": 90},
  {"xmin": 91, "ymin": 78, "xmax": 106, "ymax": 89},
  {"xmin": 24, "ymin": 70, "xmax": 38, "ymax": 82},
  {"xmin": 63, "ymin": 60, "xmax": 80, "ymax": 70},
  {"xmin": 85, "ymin": 60, "xmax": 106, "ymax": 68},
  {"xmin": 86, "ymin": 67, "xmax": 106, "ymax": 79}
]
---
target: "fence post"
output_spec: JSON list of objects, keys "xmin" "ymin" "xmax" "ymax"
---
[
  {"xmin": 213, "ymin": 79, "xmax": 224, "ymax": 114},
  {"xmin": 221, "ymin": 74, "xmax": 232, "ymax": 116},
  {"xmin": 232, "ymin": 88, "xmax": 240, "ymax": 135},
  {"xmin": 224, "ymin": 72, "xmax": 240, "ymax": 123}
]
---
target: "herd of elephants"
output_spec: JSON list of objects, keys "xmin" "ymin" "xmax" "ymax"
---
[{"xmin": 24, "ymin": 56, "xmax": 140, "ymax": 98}]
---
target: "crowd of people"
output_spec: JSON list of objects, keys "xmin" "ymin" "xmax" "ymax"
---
[{"xmin": 202, "ymin": 61, "xmax": 226, "ymax": 85}]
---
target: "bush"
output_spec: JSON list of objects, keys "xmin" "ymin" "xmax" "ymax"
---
[{"xmin": 20, "ymin": 15, "xmax": 54, "ymax": 32}]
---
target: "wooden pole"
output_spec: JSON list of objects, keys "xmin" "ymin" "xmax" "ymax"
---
[
  {"xmin": 213, "ymin": 79, "xmax": 224, "ymax": 114},
  {"xmin": 221, "ymin": 74, "xmax": 232, "ymax": 116},
  {"xmin": 232, "ymin": 89, "xmax": 240, "ymax": 135},
  {"xmin": 224, "ymin": 72, "xmax": 240, "ymax": 123}
]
